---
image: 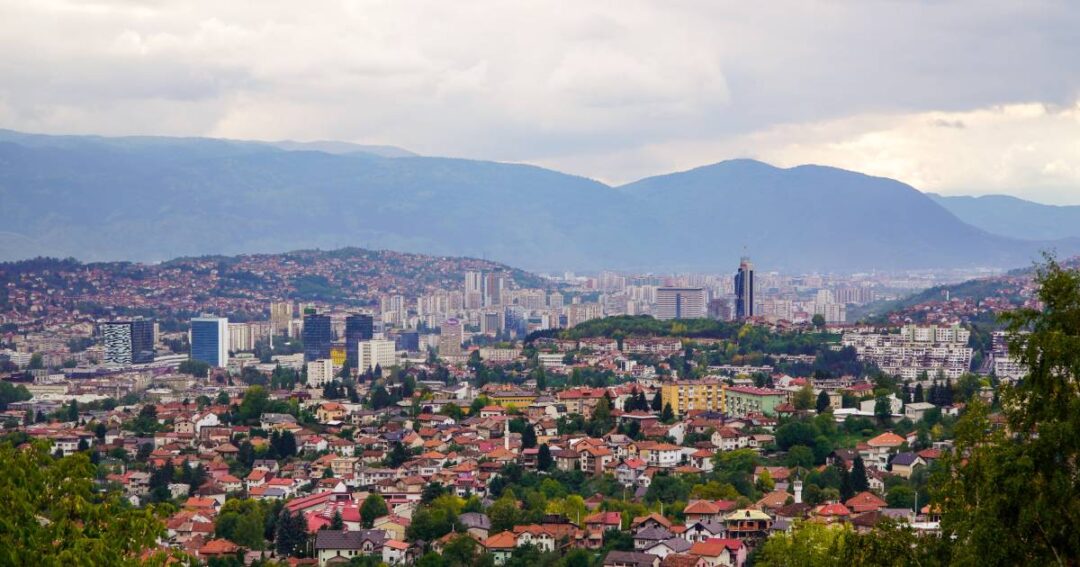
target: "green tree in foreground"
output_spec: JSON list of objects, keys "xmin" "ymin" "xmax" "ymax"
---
[
  {"xmin": 0, "ymin": 442, "xmax": 165, "ymax": 565},
  {"xmin": 934, "ymin": 257, "xmax": 1080, "ymax": 565}
]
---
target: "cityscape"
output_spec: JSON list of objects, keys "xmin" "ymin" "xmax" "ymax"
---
[{"xmin": 1, "ymin": 2, "xmax": 1078, "ymax": 567}]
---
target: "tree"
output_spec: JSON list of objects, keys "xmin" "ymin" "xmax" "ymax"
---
[
  {"xmin": 651, "ymin": 391, "xmax": 663, "ymax": 412},
  {"xmin": 756, "ymin": 468, "xmax": 775, "ymax": 493},
  {"xmin": 537, "ymin": 443, "xmax": 554, "ymax": 472},
  {"xmin": 850, "ymin": 455, "xmax": 869, "ymax": 493},
  {"xmin": 488, "ymin": 492, "xmax": 521, "ymax": 532},
  {"xmin": 361, "ymin": 493, "xmax": 388, "ymax": 528},
  {"xmin": 873, "ymin": 395, "xmax": 892, "ymax": 423},
  {"xmin": 815, "ymin": 390, "xmax": 831, "ymax": 414},
  {"xmin": 276, "ymin": 508, "xmax": 307, "ymax": 557},
  {"xmin": 521, "ymin": 425, "xmax": 537, "ymax": 449},
  {"xmin": 886, "ymin": 485, "xmax": 915, "ymax": 510},
  {"xmin": 329, "ymin": 509, "xmax": 344, "ymax": 530},
  {"xmin": 913, "ymin": 383, "xmax": 924, "ymax": 403},
  {"xmin": 660, "ymin": 402, "xmax": 675, "ymax": 423},
  {"xmin": 933, "ymin": 257, "xmax": 1080, "ymax": 564},
  {"xmin": 793, "ymin": 385, "xmax": 815, "ymax": 410},
  {"xmin": 237, "ymin": 385, "xmax": 269, "ymax": 424},
  {"xmin": 27, "ymin": 352, "xmax": 44, "ymax": 370},
  {"xmin": 0, "ymin": 441, "xmax": 164, "ymax": 564},
  {"xmin": 812, "ymin": 314, "xmax": 826, "ymax": 329}
]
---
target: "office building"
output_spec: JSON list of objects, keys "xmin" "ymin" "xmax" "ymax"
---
[
  {"xmin": 345, "ymin": 314, "xmax": 374, "ymax": 368},
  {"xmin": 190, "ymin": 317, "xmax": 229, "ymax": 368},
  {"xmin": 655, "ymin": 287, "xmax": 706, "ymax": 320},
  {"xmin": 100, "ymin": 319, "xmax": 155, "ymax": 365},
  {"xmin": 465, "ymin": 271, "xmax": 484, "ymax": 309},
  {"xmin": 303, "ymin": 313, "xmax": 333, "ymax": 362},
  {"xmin": 735, "ymin": 257, "xmax": 755, "ymax": 320},
  {"xmin": 358, "ymin": 339, "xmax": 398, "ymax": 373},
  {"xmin": 307, "ymin": 359, "xmax": 336, "ymax": 388},
  {"xmin": 395, "ymin": 331, "xmax": 420, "ymax": 353},
  {"xmin": 439, "ymin": 318, "xmax": 463, "ymax": 357},
  {"xmin": 482, "ymin": 311, "xmax": 503, "ymax": 334}
]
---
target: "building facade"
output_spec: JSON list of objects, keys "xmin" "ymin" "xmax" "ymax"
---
[
  {"xmin": 345, "ymin": 314, "xmax": 374, "ymax": 369},
  {"xmin": 190, "ymin": 317, "xmax": 229, "ymax": 368},
  {"xmin": 655, "ymin": 287, "xmax": 706, "ymax": 320},
  {"xmin": 735, "ymin": 257, "xmax": 754, "ymax": 320},
  {"xmin": 100, "ymin": 319, "xmax": 155, "ymax": 365},
  {"xmin": 303, "ymin": 313, "xmax": 333, "ymax": 362}
]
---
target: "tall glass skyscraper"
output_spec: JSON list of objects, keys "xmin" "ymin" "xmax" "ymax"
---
[
  {"xmin": 100, "ymin": 318, "xmax": 155, "ymax": 365},
  {"xmin": 303, "ymin": 313, "xmax": 333, "ymax": 362},
  {"xmin": 345, "ymin": 314, "xmax": 374, "ymax": 368},
  {"xmin": 190, "ymin": 317, "xmax": 229, "ymax": 367},
  {"xmin": 735, "ymin": 257, "xmax": 755, "ymax": 320}
]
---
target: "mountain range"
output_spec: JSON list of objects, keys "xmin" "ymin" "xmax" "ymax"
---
[
  {"xmin": 1, "ymin": 128, "xmax": 1076, "ymax": 272},
  {"xmin": 928, "ymin": 193, "xmax": 1080, "ymax": 241}
]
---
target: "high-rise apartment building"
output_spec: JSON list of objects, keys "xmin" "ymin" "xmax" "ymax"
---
[
  {"xmin": 465, "ymin": 271, "xmax": 484, "ymax": 309},
  {"xmin": 655, "ymin": 287, "xmax": 706, "ymax": 320},
  {"xmin": 307, "ymin": 359, "xmax": 336, "ymax": 388},
  {"xmin": 484, "ymin": 273, "xmax": 505, "ymax": 306},
  {"xmin": 100, "ymin": 319, "xmax": 155, "ymax": 365},
  {"xmin": 358, "ymin": 339, "xmax": 397, "ymax": 373},
  {"xmin": 190, "ymin": 317, "xmax": 229, "ymax": 368},
  {"xmin": 735, "ymin": 257, "xmax": 755, "ymax": 320},
  {"xmin": 345, "ymin": 314, "xmax": 374, "ymax": 369},
  {"xmin": 270, "ymin": 301, "xmax": 293, "ymax": 334},
  {"xmin": 439, "ymin": 317, "xmax": 463, "ymax": 357},
  {"xmin": 303, "ymin": 313, "xmax": 333, "ymax": 362}
]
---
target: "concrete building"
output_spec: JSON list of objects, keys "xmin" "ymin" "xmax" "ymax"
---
[
  {"xmin": 308, "ymin": 359, "xmax": 336, "ymax": 387},
  {"xmin": 439, "ymin": 318, "xmax": 463, "ymax": 357},
  {"xmin": 660, "ymin": 380, "xmax": 724, "ymax": 416},
  {"xmin": 358, "ymin": 339, "xmax": 397, "ymax": 373},
  {"xmin": 99, "ymin": 319, "xmax": 155, "ymax": 365},
  {"xmin": 735, "ymin": 257, "xmax": 755, "ymax": 320},
  {"xmin": 654, "ymin": 287, "xmax": 706, "ymax": 320}
]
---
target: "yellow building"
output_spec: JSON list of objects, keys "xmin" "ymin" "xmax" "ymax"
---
[
  {"xmin": 489, "ymin": 390, "xmax": 539, "ymax": 408},
  {"xmin": 660, "ymin": 380, "xmax": 725, "ymax": 416},
  {"xmin": 330, "ymin": 346, "xmax": 347, "ymax": 366}
]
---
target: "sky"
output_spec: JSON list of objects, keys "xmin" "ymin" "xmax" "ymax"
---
[{"xmin": 1, "ymin": 1, "xmax": 1079, "ymax": 203}]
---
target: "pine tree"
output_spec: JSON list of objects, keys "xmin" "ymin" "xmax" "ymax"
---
[
  {"xmin": 329, "ymin": 509, "xmax": 344, "ymax": 530},
  {"xmin": 816, "ymin": 390, "xmax": 831, "ymax": 414},
  {"xmin": 851, "ymin": 455, "xmax": 869, "ymax": 493},
  {"xmin": 521, "ymin": 425, "xmax": 537, "ymax": 449},
  {"xmin": 914, "ymin": 383, "xmax": 925, "ymax": 403},
  {"xmin": 538, "ymin": 443, "xmax": 554, "ymax": 471},
  {"xmin": 651, "ymin": 391, "xmax": 663, "ymax": 412},
  {"xmin": 661, "ymin": 402, "xmax": 675, "ymax": 423}
]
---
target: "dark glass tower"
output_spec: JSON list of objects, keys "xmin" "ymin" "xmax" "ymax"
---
[
  {"xmin": 303, "ymin": 313, "xmax": 333, "ymax": 362},
  {"xmin": 345, "ymin": 314, "xmax": 374, "ymax": 368},
  {"xmin": 735, "ymin": 256, "xmax": 755, "ymax": 320}
]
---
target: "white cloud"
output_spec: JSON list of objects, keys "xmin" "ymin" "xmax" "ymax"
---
[{"xmin": 0, "ymin": 1, "xmax": 1078, "ymax": 202}]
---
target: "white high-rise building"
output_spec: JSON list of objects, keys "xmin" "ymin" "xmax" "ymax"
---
[
  {"xmin": 357, "ymin": 339, "xmax": 397, "ymax": 373},
  {"xmin": 307, "ymin": 359, "xmax": 336, "ymax": 387}
]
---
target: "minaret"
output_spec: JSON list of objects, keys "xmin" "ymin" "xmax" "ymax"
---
[
  {"xmin": 504, "ymin": 416, "xmax": 510, "ymax": 451},
  {"xmin": 794, "ymin": 479, "xmax": 804, "ymax": 504}
]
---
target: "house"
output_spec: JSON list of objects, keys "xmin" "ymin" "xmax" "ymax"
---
[
  {"xmin": 722, "ymin": 510, "xmax": 772, "ymax": 540},
  {"xmin": 661, "ymin": 554, "xmax": 709, "ymax": 567},
  {"xmin": 459, "ymin": 512, "xmax": 492, "ymax": 539},
  {"xmin": 317, "ymin": 402, "xmax": 349, "ymax": 424},
  {"xmin": 199, "ymin": 538, "xmax": 241, "ymax": 559},
  {"xmin": 683, "ymin": 522, "xmax": 726, "ymax": 543},
  {"xmin": 688, "ymin": 538, "xmax": 746, "ymax": 567},
  {"xmin": 643, "ymin": 537, "xmax": 692, "ymax": 558},
  {"xmin": 616, "ymin": 458, "xmax": 649, "ymax": 487},
  {"xmin": 314, "ymin": 530, "xmax": 386, "ymax": 566},
  {"xmin": 483, "ymin": 531, "xmax": 518, "ymax": 565},
  {"xmin": 604, "ymin": 550, "xmax": 662, "ymax": 567},
  {"xmin": 845, "ymin": 491, "xmax": 887, "ymax": 514},
  {"xmin": 889, "ymin": 452, "xmax": 925, "ymax": 479},
  {"xmin": 382, "ymin": 539, "xmax": 409, "ymax": 565},
  {"xmin": 634, "ymin": 526, "xmax": 675, "ymax": 550},
  {"xmin": 860, "ymin": 432, "xmax": 906, "ymax": 470},
  {"xmin": 904, "ymin": 402, "xmax": 936, "ymax": 421}
]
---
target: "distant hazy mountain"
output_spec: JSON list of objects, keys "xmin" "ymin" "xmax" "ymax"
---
[
  {"xmin": 0, "ymin": 129, "xmax": 1074, "ymax": 271},
  {"xmin": 928, "ymin": 193, "xmax": 1080, "ymax": 241}
]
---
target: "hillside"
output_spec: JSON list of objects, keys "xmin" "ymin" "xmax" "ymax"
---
[
  {"xmin": 1, "ymin": 129, "xmax": 1075, "ymax": 272},
  {"xmin": 929, "ymin": 193, "xmax": 1080, "ymax": 241}
]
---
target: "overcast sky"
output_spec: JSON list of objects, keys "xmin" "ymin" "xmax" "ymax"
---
[{"xmin": 2, "ymin": 1, "xmax": 1079, "ymax": 203}]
